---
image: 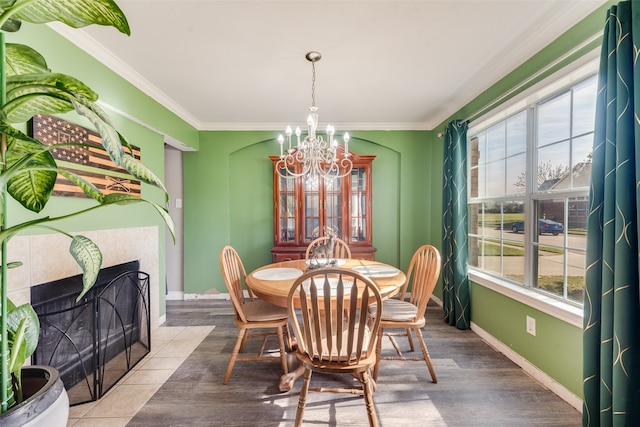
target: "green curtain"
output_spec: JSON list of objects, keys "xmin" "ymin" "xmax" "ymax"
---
[
  {"xmin": 441, "ymin": 119, "xmax": 470, "ymax": 329},
  {"xmin": 583, "ymin": 1, "xmax": 640, "ymax": 425}
]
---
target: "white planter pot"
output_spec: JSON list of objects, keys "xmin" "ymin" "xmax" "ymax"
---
[{"xmin": 0, "ymin": 365, "xmax": 69, "ymax": 427}]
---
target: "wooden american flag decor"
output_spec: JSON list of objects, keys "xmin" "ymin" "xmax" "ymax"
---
[{"xmin": 28, "ymin": 114, "xmax": 141, "ymax": 198}]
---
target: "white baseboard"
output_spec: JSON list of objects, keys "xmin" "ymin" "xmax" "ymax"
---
[
  {"xmin": 166, "ymin": 291, "xmax": 184, "ymax": 301},
  {"xmin": 158, "ymin": 314, "xmax": 166, "ymax": 326},
  {"xmin": 183, "ymin": 293, "xmax": 230, "ymax": 300},
  {"xmin": 470, "ymin": 322, "xmax": 582, "ymax": 412},
  {"xmin": 429, "ymin": 295, "xmax": 582, "ymax": 412}
]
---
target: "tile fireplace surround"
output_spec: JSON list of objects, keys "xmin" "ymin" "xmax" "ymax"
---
[{"xmin": 5, "ymin": 226, "xmax": 162, "ymax": 330}]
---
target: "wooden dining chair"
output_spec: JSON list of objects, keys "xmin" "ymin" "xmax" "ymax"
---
[
  {"xmin": 219, "ymin": 245, "xmax": 289, "ymax": 384},
  {"xmin": 305, "ymin": 236, "xmax": 352, "ymax": 259},
  {"xmin": 287, "ymin": 268, "xmax": 382, "ymax": 427},
  {"xmin": 370, "ymin": 244, "xmax": 441, "ymax": 383}
]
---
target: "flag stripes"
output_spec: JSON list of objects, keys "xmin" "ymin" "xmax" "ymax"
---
[
  {"xmin": 28, "ymin": 114, "xmax": 142, "ymax": 198},
  {"xmin": 54, "ymin": 170, "xmax": 142, "ymax": 197}
]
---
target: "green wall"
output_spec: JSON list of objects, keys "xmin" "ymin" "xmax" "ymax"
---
[
  {"xmin": 183, "ymin": 130, "xmax": 438, "ymax": 295},
  {"xmin": 5, "ymin": 23, "xmax": 198, "ymax": 317},
  {"xmin": 433, "ymin": 2, "xmax": 615, "ymax": 399},
  {"xmin": 472, "ymin": 286, "xmax": 582, "ymax": 395}
]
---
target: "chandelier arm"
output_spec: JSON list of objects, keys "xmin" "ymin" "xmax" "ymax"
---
[{"xmin": 275, "ymin": 156, "xmax": 306, "ymax": 179}]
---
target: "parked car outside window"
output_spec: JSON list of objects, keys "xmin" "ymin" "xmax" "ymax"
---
[{"xmin": 511, "ymin": 219, "xmax": 564, "ymax": 235}]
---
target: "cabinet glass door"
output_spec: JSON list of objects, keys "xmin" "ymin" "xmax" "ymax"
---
[
  {"xmin": 277, "ymin": 173, "xmax": 296, "ymax": 242},
  {"xmin": 325, "ymin": 177, "xmax": 343, "ymax": 238},
  {"xmin": 349, "ymin": 167, "xmax": 367, "ymax": 242},
  {"xmin": 304, "ymin": 179, "xmax": 321, "ymax": 241}
]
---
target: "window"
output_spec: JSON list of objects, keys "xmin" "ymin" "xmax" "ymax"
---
[{"xmin": 468, "ymin": 73, "xmax": 597, "ymax": 306}]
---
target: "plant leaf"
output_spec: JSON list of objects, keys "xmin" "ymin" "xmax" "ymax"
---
[
  {"xmin": 0, "ymin": 16, "xmax": 21, "ymax": 33},
  {"xmin": 5, "ymin": 299, "xmax": 41, "ymax": 405},
  {"xmin": 0, "ymin": 119, "xmax": 40, "ymax": 147},
  {"xmin": 121, "ymin": 153, "xmax": 167, "ymax": 193},
  {"xmin": 5, "ymin": 73, "xmax": 98, "ymax": 123},
  {"xmin": 4, "ymin": 43, "xmax": 50, "ymax": 77},
  {"xmin": 71, "ymin": 99, "xmax": 123, "ymax": 166},
  {"xmin": 6, "ymin": 301, "xmax": 40, "ymax": 370},
  {"xmin": 57, "ymin": 169, "xmax": 105, "ymax": 203},
  {"xmin": 5, "ymin": 138, "xmax": 57, "ymax": 213},
  {"xmin": 70, "ymin": 235, "xmax": 103, "ymax": 300},
  {"xmin": 71, "ymin": 96, "xmax": 136, "ymax": 153},
  {"xmin": 6, "ymin": 0, "xmax": 130, "ymax": 35},
  {"xmin": 155, "ymin": 202, "xmax": 176, "ymax": 243}
]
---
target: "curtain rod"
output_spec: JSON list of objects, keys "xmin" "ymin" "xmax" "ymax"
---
[{"xmin": 438, "ymin": 30, "xmax": 602, "ymax": 139}]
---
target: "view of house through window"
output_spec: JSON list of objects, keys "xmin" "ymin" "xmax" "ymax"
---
[{"xmin": 468, "ymin": 73, "xmax": 597, "ymax": 305}]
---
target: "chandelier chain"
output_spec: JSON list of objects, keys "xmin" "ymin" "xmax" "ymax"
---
[{"xmin": 311, "ymin": 61, "xmax": 316, "ymax": 108}]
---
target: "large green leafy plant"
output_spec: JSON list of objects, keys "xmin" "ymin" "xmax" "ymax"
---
[{"xmin": 0, "ymin": 0, "xmax": 175, "ymax": 413}]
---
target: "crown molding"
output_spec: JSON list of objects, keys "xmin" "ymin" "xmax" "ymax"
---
[{"xmin": 47, "ymin": 22, "xmax": 201, "ymax": 129}]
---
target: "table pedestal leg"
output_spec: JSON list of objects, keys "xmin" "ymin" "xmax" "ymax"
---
[{"xmin": 279, "ymin": 365, "xmax": 305, "ymax": 392}]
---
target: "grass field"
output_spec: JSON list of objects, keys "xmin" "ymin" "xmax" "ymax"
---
[{"xmin": 479, "ymin": 240, "xmax": 563, "ymax": 256}]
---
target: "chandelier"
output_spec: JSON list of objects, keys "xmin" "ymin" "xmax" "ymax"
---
[{"xmin": 276, "ymin": 51, "xmax": 352, "ymax": 181}]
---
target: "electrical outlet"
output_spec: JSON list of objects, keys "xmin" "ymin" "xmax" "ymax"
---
[{"xmin": 526, "ymin": 315, "xmax": 536, "ymax": 336}]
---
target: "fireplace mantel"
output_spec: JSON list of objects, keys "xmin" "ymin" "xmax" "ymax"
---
[{"xmin": 5, "ymin": 226, "xmax": 161, "ymax": 330}]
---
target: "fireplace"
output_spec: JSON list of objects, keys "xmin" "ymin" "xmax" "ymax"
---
[{"xmin": 30, "ymin": 260, "xmax": 151, "ymax": 406}]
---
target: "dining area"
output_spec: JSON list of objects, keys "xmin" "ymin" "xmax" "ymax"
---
[{"xmin": 219, "ymin": 238, "xmax": 444, "ymax": 426}]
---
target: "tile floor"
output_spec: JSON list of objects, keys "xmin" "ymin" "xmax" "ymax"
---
[{"xmin": 67, "ymin": 325, "xmax": 214, "ymax": 427}]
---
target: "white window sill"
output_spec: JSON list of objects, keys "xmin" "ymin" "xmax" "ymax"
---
[{"xmin": 469, "ymin": 269, "xmax": 583, "ymax": 328}]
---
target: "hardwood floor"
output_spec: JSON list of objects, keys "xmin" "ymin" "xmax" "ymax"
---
[{"xmin": 125, "ymin": 299, "xmax": 581, "ymax": 426}]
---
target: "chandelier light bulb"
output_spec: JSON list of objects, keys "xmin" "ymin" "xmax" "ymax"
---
[
  {"xmin": 285, "ymin": 126, "xmax": 293, "ymax": 152},
  {"xmin": 277, "ymin": 134, "xmax": 284, "ymax": 158},
  {"xmin": 344, "ymin": 132, "xmax": 350, "ymax": 156}
]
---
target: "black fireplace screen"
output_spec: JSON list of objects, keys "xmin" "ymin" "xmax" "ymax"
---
[{"xmin": 31, "ymin": 260, "xmax": 151, "ymax": 406}]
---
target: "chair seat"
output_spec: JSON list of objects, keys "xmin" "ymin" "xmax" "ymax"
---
[
  {"xmin": 297, "ymin": 349, "xmax": 378, "ymax": 375},
  {"xmin": 371, "ymin": 299, "xmax": 418, "ymax": 322},
  {"xmin": 242, "ymin": 299, "xmax": 289, "ymax": 322}
]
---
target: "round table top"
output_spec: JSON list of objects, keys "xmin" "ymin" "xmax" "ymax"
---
[{"xmin": 246, "ymin": 258, "xmax": 406, "ymax": 308}]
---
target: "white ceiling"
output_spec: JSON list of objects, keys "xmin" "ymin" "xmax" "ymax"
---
[{"xmin": 51, "ymin": 0, "xmax": 608, "ymax": 132}]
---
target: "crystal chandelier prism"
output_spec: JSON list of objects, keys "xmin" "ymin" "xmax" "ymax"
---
[{"xmin": 276, "ymin": 51, "xmax": 352, "ymax": 181}]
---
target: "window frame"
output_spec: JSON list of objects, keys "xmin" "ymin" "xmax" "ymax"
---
[{"xmin": 466, "ymin": 54, "xmax": 599, "ymax": 323}]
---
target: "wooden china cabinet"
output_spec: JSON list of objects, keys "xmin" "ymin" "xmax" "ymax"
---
[{"xmin": 269, "ymin": 151, "xmax": 376, "ymax": 262}]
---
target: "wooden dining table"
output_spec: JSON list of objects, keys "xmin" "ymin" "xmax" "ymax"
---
[
  {"xmin": 246, "ymin": 258, "xmax": 407, "ymax": 392},
  {"xmin": 246, "ymin": 258, "xmax": 407, "ymax": 308}
]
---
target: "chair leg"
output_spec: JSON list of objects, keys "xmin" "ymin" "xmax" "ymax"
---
[
  {"xmin": 283, "ymin": 321, "xmax": 293, "ymax": 351},
  {"xmin": 373, "ymin": 328, "xmax": 383, "ymax": 381},
  {"xmin": 406, "ymin": 327, "xmax": 415, "ymax": 351},
  {"xmin": 414, "ymin": 327, "xmax": 437, "ymax": 383},
  {"xmin": 239, "ymin": 328, "xmax": 249, "ymax": 353},
  {"xmin": 223, "ymin": 327, "xmax": 248, "ymax": 385},
  {"xmin": 294, "ymin": 368, "xmax": 313, "ymax": 427},
  {"xmin": 362, "ymin": 369, "xmax": 379, "ymax": 427},
  {"xmin": 277, "ymin": 325, "xmax": 289, "ymax": 375}
]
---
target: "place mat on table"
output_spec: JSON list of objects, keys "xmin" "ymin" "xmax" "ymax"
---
[
  {"xmin": 302, "ymin": 278, "xmax": 353, "ymax": 296},
  {"xmin": 352, "ymin": 265, "xmax": 400, "ymax": 278},
  {"xmin": 253, "ymin": 267, "xmax": 303, "ymax": 280}
]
